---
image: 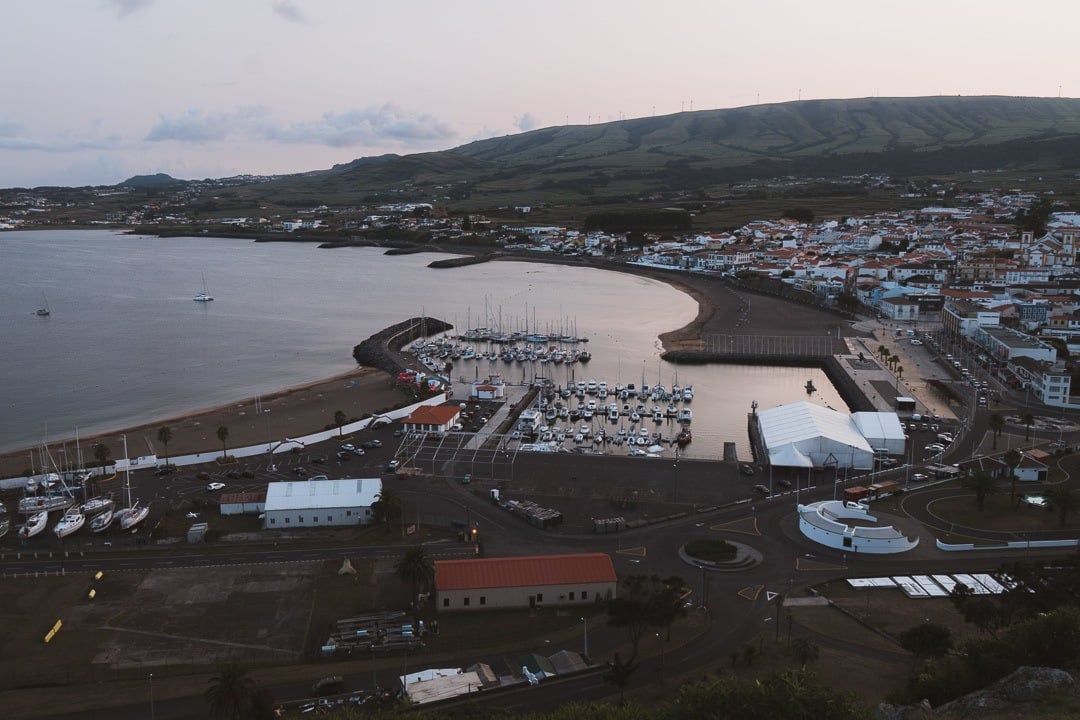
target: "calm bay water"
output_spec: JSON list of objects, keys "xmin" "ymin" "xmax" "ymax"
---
[{"xmin": 0, "ymin": 230, "xmax": 846, "ymax": 459}]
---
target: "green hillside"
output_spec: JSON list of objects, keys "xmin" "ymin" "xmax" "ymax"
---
[{"xmin": 261, "ymin": 96, "xmax": 1080, "ymax": 212}]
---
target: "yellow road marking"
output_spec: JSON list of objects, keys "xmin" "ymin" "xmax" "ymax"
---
[
  {"xmin": 710, "ymin": 516, "xmax": 761, "ymax": 536},
  {"xmin": 737, "ymin": 585, "xmax": 763, "ymax": 601},
  {"xmin": 616, "ymin": 546, "xmax": 647, "ymax": 557}
]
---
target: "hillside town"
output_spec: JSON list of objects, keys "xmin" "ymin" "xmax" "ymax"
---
[{"xmin": 5, "ymin": 177, "xmax": 1080, "ymax": 411}]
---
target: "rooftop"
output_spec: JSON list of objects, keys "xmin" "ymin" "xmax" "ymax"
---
[
  {"xmin": 435, "ymin": 553, "xmax": 616, "ymax": 591},
  {"xmin": 263, "ymin": 478, "xmax": 381, "ymax": 512}
]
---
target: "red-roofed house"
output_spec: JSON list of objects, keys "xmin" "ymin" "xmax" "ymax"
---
[
  {"xmin": 402, "ymin": 404, "xmax": 462, "ymax": 433},
  {"xmin": 435, "ymin": 553, "xmax": 617, "ymax": 612}
]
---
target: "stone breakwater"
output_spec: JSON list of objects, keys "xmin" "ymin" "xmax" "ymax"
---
[{"xmin": 352, "ymin": 316, "xmax": 454, "ymax": 377}]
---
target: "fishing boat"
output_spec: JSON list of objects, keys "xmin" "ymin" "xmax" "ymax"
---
[
  {"xmin": 89, "ymin": 508, "xmax": 114, "ymax": 533},
  {"xmin": 676, "ymin": 428, "xmax": 693, "ymax": 447},
  {"xmin": 36, "ymin": 291, "xmax": 51, "ymax": 316},
  {"xmin": 54, "ymin": 511, "xmax": 85, "ymax": 538},
  {"xmin": 19, "ymin": 510, "xmax": 48, "ymax": 539},
  {"xmin": 193, "ymin": 273, "xmax": 213, "ymax": 302}
]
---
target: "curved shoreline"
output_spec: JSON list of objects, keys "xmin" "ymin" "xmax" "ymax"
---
[{"xmin": 0, "ymin": 245, "xmax": 846, "ymax": 478}]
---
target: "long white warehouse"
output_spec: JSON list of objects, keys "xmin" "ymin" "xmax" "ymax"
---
[{"xmin": 262, "ymin": 478, "xmax": 382, "ymax": 529}]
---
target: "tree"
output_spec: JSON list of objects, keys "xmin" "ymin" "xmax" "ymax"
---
[
  {"xmin": 216, "ymin": 425, "xmax": 230, "ymax": 460},
  {"xmin": 606, "ymin": 574, "xmax": 686, "ymax": 661},
  {"xmin": 1003, "ymin": 448, "xmax": 1022, "ymax": 506},
  {"xmin": 900, "ymin": 622, "xmax": 953, "ymax": 669},
  {"xmin": 791, "ymin": 636, "xmax": 820, "ymax": 669},
  {"xmin": 372, "ymin": 487, "xmax": 401, "ymax": 534},
  {"xmin": 1021, "ymin": 413, "xmax": 1034, "ymax": 441},
  {"xmin": 897, "ymin": 365, "xmax": 904, "ymax": 381},
  {"xmin": 205, "ymin": 664, "xmax": 256, "ymax": 720},
  {"xmin": 964, "ymin": 470, "xmax": 997, "ymax": 511},
  {"xmin": 989, "ymin": 413, "xmax": 1005, "ymax": 450},
  {"xmin": 157, "ymin": 425, "xmax": 173, "ymax": 468},
  {"xmin": 878, "ymin": 344, "xmax": 889, "ymax": 362},
  {"xmin": 603, "ymin": 652, "xmax": 638, "ymax": 705},
  {"xmin": 333, "ymin": 410, "xmax": 347, "ymax": 437},
  {"xmin": 395, "ymin": 545, "xmax": 434, "ymax": 604},
  {"xmin": 92, "ymin": 442, "xmax": 111, "ymax": 478},
  {"xmin": 1046, "ymin": 487, "xmax": 1080, "ymax": 528}
]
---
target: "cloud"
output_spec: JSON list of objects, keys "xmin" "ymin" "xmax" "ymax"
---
[
  {"xmin": 514, "ymin": 112, "xmax": 541, "ymax": 132},
  {"xmin": 145, "ymin": 108, "xmax": 266, "ymax": 143},
  {"xmin": 103, "ymin": 0, "xmax": 153, "ymax": 18},
  {"xmin": 0, "ymin": 119, "xmax": 121, "ymax": 152},
  {"xmin": 270, "ymin": 1, "xmax": 306, "ymax": 24},
  {"xmin": 146, "ymin": 105, "xmax": 456, "ymax": 149},
  {"xmin": 263, "ymin": 106, "xmax": 457, "ymax": 147}
]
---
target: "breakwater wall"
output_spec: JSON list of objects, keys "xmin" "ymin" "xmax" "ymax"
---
[{"xmin": 352, "ymin": 316, "xmax": 453, "ymax": 376}]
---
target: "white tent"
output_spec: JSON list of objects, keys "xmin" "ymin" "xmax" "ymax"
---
[
  {"xmin": 768, "ymin": 443, "xmax": 814, "ymax": 468},
  {"xmin": 851, "ymin": 412, "xmax": 906, "ymax": 456},
  {"xmin": 757, "ymin": 402, "xmax": 874, "ymax": 470}
]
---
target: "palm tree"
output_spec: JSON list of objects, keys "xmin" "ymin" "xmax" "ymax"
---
[
  {"xmin": 1003, "ymin": 448, "xmax": 1022, "ymax": 506},
  {"xmin": 92, "ymin": 442, "xmax": 111, "ymax": 479},
  {"xmin": 1046, "ymin": 487, "xmax": 1080, "ymax": 528},
  {"xmin": 205, "ymin": 664, "xmax": 256, "ymax": 720},
  {"xmin": 897, "ymin": 365, "xmax": 904, "ymax": 381},
  {"xmin": 216, "ymin": 425, "xmax": 230, "ymax": 461},
  {"xmin": 989, "ymin": 413, "xmax": 1005, "ymax": 450},
  {"xmin": 791, "ymin": 636, "xmax": 820, "ymax": 669},
  {"xmin": 395, "ymin": 545, "xmax": 434, "ymax": 605},
  {"xmin": 157, "ymin": 425, "xmax": 173, "ymax": 468},
  {"xmin": 333, "ymin": 410, "xmax": 347, "ymax": 437},
  {"xmin": 372, "ymin": 487, "xmax": 401, "ymax": 534},
  {"xmin": 877, "ymin": 344, "xmax": 889, "ymax": 362},
  {"xmin": 1021, "ymin": 413, "xmax": 1035, "ymax": 441},
  {"xmin": 964, "ymin": 470, "xmax": 997, "ymax": 511}
]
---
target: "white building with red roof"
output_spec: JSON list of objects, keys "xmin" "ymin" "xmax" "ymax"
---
[{"xmin": 435, "ymin": 553, "xmax": 617, "ymax": 612}]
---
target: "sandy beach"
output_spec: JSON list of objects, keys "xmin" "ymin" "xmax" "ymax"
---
[
  {"xmin": 0, "ymin": 259, "xmax": 848, "ymax": 480},
  {"xmin": 0, "ymin": 366, "xmax": 405, "ymax": 479}
]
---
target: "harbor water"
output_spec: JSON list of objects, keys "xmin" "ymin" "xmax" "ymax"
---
[{"xmin": 0, "ymin": 230, "xmax": 846, "ymax": 459}]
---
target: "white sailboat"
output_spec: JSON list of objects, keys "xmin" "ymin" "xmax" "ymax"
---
[
  {"xmin": 54, "ymin": 511, "xmax": 85, "ymax": 538},
  {"xmin": 89, "ymin": 508, "xmax": 114, "ymax": 533},
  {"xmin": 19, "ymin": 510, "xmax": 48, "ymax": 539},
  {"xmin": 36, "ymin": 291, "xmax": 51, "ymax": 316},
  {"xmin": 114, "ymin": 435, "xmax": 150, "ymax": 531},
  {"xmin": 193, "ymin": 274, "xmax": 213, "ymax": 302}
]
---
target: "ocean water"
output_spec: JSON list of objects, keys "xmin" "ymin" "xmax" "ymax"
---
[{"xmin": 0, "ymin": 230, "xmax": 845, "ymax": 459}]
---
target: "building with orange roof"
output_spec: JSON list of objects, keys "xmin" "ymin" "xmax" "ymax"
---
[
  {"xmin": 402, "ymin": 404, "xmax": 462, "ymax": 434},
  {"xmin": 435, "ymin": 553, "xmax": 617, "ymax": 612}
]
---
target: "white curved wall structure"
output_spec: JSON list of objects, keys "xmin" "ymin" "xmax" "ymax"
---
[{"xmin": 798, "ymin": 500, "xmax": 918, "ymax": 555}]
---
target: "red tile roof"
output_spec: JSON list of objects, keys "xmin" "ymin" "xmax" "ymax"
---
[
  {"xmin": 220, "ymin": 491, "xmax": 266, "ymax": 504},
  {"xmin": 404, "ymin": 405, "xmax": 460, "ymax": 425},
  {"xmin": 435, "ymin": 553, "xmax": 616, "ymax": 591}
]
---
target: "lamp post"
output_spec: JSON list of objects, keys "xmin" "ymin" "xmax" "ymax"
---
[
  {"xmin": 149, "ymin": 673, "xmax": 155, "ymax": 720},
  {"xmin": 655, "ymin": 632, "xmax": 666, "ymax": 680},
  {"xmin": 579, "ymin": 616, "xmax": 588, "ymax": 658}
]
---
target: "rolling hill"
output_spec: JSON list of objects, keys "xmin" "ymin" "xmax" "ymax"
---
[{"xmin": 266, "ymin": 95, "xmax": 1080, "ymax": 210}]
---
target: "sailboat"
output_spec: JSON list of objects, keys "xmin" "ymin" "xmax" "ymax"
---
[
  {"xmin": 54, "ymin": 510, "xmax": 86, "ymax": 538},
  {"xmin": 36, "ymin": 291, "xmax": 51, "ymax": 316},
  {"xmin": 193, "ymin": 274, "xmax": 213, "ymax": 302},
  {"xmin": 19, "ymin": 510, "xmax": 48, "ymax": 539},
  {"xmin": 114, "ymin": 436, "xmax": 150, "ymax": 531},
  {"xmin": 89, "ymin": 507, "xmax": 114, "ymax": 533},
  {"xmin": 0, "ymin": 505, "xmax": 8, "ymax": 539}
]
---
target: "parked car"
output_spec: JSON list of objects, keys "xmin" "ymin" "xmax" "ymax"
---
[
  {"xmin": 196, "ymin": 471, "xmax": 211, "ymax": 481},
  {"xmin": 740, "ymin": 464, "xmax": 755, "ymax": 476},
  {"xmin": 352, "ymin": 447, "xmax": 365, "ymax": 456},
  {"xmin": 924, "ymin": 443, "xmax": 945, "ymax": 453},
  {"xmin": 293, "ymin": 466, "xmax": 308, "ymax": 476},
  {"xmin": 336, "ymin": 451, "xmax": 351, "ymax": 460},
  {"xmin": 776, "ymin": 478, "xmax": 792, "ymax": 489},
  {"xmin": 386, "ymin": 460, "xmax": 400, "ymax": 472},
  {"xmin": 340, "ymin": 443, "xmax": 355, "ymax": 452},
  {"xmin": 753, "ymin": 484, "xmax": 771, "ymax": 496},
  {"xmin": 311, "ymin": 455, "xmax": 326, "ymax": 464},
  {"xmin": 910, "ymin": 339, "xmax": 923, "ymax": 345},
  {"xmin": 912, "ymin": 473, "xmax": 928, "ymax": 482},
  {"xmin": 226, "ymin": 470, "xmax": 241, "ymax": 479},
  {"xmin": 207, "ymin": 482, "xmax": 226, "ymax": 491},
  {"xmin": 309, "ymin": 475, "xmax": 328, "ymax": 482},
  {"xmin": 241, "ymin": 469, "xmax": 255, "ymax": 479}
]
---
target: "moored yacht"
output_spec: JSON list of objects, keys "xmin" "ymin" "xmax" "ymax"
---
[
  {"xmin": 19, "ymin": 511, "xmax": 48, "ymax": 539},
  {"xmin": 54, "ymin": 511, "xmax": 86, "ymax": 538}
]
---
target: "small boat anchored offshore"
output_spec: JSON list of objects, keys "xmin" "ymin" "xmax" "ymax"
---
[{"xmin": 193, "ymin": 273, "xmax": 213, "ymax": 302}]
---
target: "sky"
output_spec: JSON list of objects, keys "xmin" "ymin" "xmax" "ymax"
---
[{"xmin": 0, "ymin": 0, "xmax": 1075, "ymax": 188}]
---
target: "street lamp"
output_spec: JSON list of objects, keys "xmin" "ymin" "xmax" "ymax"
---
[
  {"xmin": 579, "ymin": 616, "xmax": 588, "ymax": 658},
  {"xmin": 149, "ymin": 672, "xmax": 155, "ymax": 720},
  {"xmin": 655, "ymin": 632, "xmax": 666, "ymax": 680}
]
